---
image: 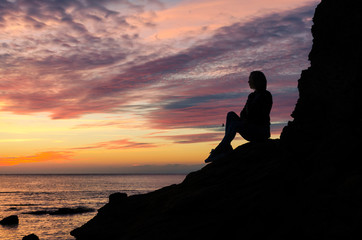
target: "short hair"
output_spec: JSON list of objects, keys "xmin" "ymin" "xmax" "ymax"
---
[{"xmin": 250, "ymin": 71, "xmax": 267, "ymax": 90}]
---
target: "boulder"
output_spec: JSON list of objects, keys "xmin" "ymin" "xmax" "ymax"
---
[
  {"xmin": 0, "ymin": 215, "xmax": 19, "ymax": 226},
  {"xmin": 109, "ymin": 192, "xmax": 127, "ymax": 204},
  {"xmin": 22, "ymin": 234, "xmax": 40, "ymax": 240}
]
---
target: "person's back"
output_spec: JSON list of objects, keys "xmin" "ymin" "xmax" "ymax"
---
[{"xmin": 240, "ymin": 89, "xmax": 272, "ymax": 141}]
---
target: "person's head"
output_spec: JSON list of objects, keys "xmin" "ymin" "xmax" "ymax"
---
[{"xmin": 248, "ymin": 71, "xmax": 267, "ymax": 91}]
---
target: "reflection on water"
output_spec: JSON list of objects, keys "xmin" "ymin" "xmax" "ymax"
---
[{"xmin": 0, "ymin": 174, "xmax": 185, "ymax": 240}]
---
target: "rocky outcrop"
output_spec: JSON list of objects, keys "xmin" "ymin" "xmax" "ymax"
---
[
  {"xmin": 0, "ymin": 215, "xmax": 19, "ymax": 226},
  {"xmin": 22, "ymin": 234, "xmax": 40, "ymax": 240},
  {"xmin": 280, "ymin": 0, "xmax": 362, "ymax": 206},
  {"xmin": 71, "ymin": 139, "xmax": 362, "ymax": 239},
  {"xmin": 281, "ymin": 0, "xmax": 362, "ymax": 159},
  {"xmin": 72, "ymin": 140, "xmax": 287, "ymax": 239},
  {"xmin": 71, "ymin": 0, "xmax": 362, "ymax": 239}
]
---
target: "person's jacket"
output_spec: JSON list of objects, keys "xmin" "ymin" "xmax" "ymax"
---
[{"xmin": 240, "ymin": 90, "xmax": 273, "ymax": 126}]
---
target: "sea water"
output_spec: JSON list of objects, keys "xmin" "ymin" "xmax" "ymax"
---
[{"xmin": 0, "ymin": 174, "xmax": 185, "ymax": 240}]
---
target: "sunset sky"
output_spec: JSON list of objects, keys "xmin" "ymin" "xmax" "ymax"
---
[{"xmin": 0, "ymin": 0, "xmax": 320, "ymax": 173}]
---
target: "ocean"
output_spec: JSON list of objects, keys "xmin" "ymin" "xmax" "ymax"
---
[{"xmin": 0, "ymin": 174, "xmax": 186, "ymax": 240}]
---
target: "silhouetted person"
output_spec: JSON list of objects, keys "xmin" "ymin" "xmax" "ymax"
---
[{"xmin": 205, "ymin": 71, "xmax": 273, "ymax": 163}]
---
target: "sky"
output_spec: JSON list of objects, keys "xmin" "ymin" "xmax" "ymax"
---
[{"xmin": 0, "ymin": 0, "xmax": 320, "ymax": 174}]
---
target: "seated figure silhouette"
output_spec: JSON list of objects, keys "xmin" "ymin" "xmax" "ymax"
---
[{"xmin": 205, "ymin": 71, "xmax": 273, "ymax": 163}]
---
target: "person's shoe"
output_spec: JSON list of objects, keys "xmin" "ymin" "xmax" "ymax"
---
[
  {"xmin": 204, "ymin": 149, "xmax": 218, "ymax": 163},
  {"xmin": 204, "ymin": 144, "xmax": 233, "ymax": 163}
]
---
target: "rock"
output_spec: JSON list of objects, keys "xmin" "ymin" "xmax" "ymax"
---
[
  {"xmin": 0, "ymin": 215, "xmax": 19, "ymax": 226},
  {"xmin": 22, "ymin": 234, "xmax": 40, "ymax": 240},
  {"xmin": 71, "ymin": 140, "xmax": 284, "ymax": 240},
  {"xmin": 281, "ymin": 0, "xmax": 362, "ymax": 161},
  {"xmin": 109, "ymin": 192, "xmax": 127, "ymax": 204},
  {"xmin": 24, "ymin": 207, "xmax": 95, "ymax": 216}
]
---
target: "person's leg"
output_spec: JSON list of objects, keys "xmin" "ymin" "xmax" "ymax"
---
[
  {"xmin": 205, "ymin": 112, "xmax": 241, "ymax": 163},
  {"xmin": 216, "ymin": 111, "xmax": 242, "ymax": 151}
]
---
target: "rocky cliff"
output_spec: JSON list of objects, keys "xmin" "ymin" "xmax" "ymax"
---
[
  {"xmin": 281, "ymin": 0, "xmax": 362, "ymax": 156},
  {"xmin": 71, "ymin": 0, "xmax": 362, "ymax": 239}
]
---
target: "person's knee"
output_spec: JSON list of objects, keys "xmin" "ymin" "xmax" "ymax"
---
[
  {"xmin": 227, "ymin": 111, "xmax": 238, "ymax": 119},
  {"xmin": 226, "ymin": 112, "xmax": 242, "ymax": 129}
]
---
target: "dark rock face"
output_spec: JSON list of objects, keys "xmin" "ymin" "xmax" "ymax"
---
[
  {"xmin": 0, "ymin": 215, "xmax": 19, "ymax": 226},
  {"xmin": 71, "ymin": 0, "xmax": 362, "ymax": 239},
  {"xmin": 280, "ymin": 0, "xmax": 362, "ymax": 208},
  {"xmin": 22, "ymin": 234, "xmax": 40, "ymax": 240},
  {"xmin": 281, "ymin": 0, "xmax": 362, "ymax": 158},
  {"xmin": 72, "ymin": 140, "xmax": 286, "ymax": 239}
]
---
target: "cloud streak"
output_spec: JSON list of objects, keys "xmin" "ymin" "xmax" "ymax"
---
[
  {"xmin": 72, "ymin": 138, "xmax": 158, "ymax": 150},
  {"xmin": 0, "ymin": 151, "xmax": 74, "ymax": 166},
  {"xmin": 152, "ymin": 132, "xmax": 224, "ymax": 144},
  {"xmin": 0, "ymin": 138, "xmax": 158, "ymax": 167}
]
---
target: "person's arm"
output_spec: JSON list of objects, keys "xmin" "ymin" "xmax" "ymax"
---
[
  {"xmin": 246, "ymin": 93, "xmax": 262, "ymax": 117},
  {"xmin": 247, "ymin": 91, "xmax": 272, "ymax": 124},
  {"xmin": 240, "ymin": 93, "xmax": 253, "ymax": 120},
  {"xmin": 240, "ymin": 106, "xmax": 246, "ymax": 119}
]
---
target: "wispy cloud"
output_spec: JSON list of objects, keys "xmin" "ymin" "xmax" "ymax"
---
[
  {"xmin": 0, "ymin": 138, "xmax": 157, "ymax": 167},
  {"xmin": 72, "ymin": 138, "xmax": 157, "ymax": 150},
  {"xmin": 152, "ymin": 132, "xmax": 224, "ymax": 144}
]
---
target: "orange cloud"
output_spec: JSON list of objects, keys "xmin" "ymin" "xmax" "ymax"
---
[{"xmin": 0, "ymin": 151, "xmax": 74, "ymax": 166}]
